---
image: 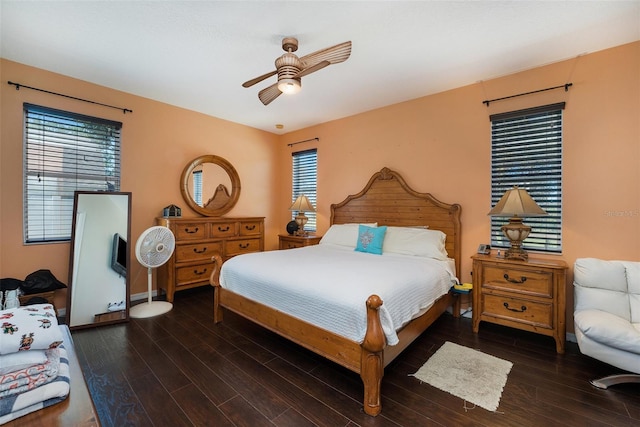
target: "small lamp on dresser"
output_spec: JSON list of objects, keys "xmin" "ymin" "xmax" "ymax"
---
[
  {"xmin": 289, "ymin": 194, "xmax": 315, "ymax": 236},
  {"xmin": 488, "ymin": 186, "xmax": 547, "ymax": 260}
]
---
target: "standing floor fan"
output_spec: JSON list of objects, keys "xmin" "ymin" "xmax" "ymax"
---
[{"xmin": 130, "ymin": 226, "xmax": 175, "ymax": 318}]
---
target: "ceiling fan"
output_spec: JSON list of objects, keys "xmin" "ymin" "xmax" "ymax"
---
[{"xmin": 243, "ymin": 37, "xmax": 352, "ymax": 106}]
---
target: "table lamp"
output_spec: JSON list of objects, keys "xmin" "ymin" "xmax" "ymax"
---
[{"xmin": 289, "ymin": 195, "xmax": 315, "ymax": 236}]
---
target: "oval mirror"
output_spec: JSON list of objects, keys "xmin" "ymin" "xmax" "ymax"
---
[{"xmin": 180, "ymin": 155, "xmax": 241, "ymax": 216}]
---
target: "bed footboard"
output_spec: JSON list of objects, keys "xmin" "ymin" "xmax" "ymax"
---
[{"xmin": 361, "ymin": 295, "xmax": 385, "ymax": 416}]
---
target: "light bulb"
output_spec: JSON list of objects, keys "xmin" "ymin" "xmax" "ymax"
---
[{"xmin": 277, "ymin": 78, "xmax": 301, "ymax": 95}]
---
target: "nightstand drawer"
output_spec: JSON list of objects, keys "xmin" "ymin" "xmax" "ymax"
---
[
  {"xmin": 226, "ymin": 238, "xmax": 261, "ymax": 256},
  {"xmin": 482, "ymin": 265, "xmax": 553, "ymax": 298},
  {"xmin": 483, "ymin": 293, "xmax": 553, "ymax": 329},
  {"xmin": 175, "ymin": 241, "xmax": 223, "ymax": 262},
  {"xmin": 176, "ymin": 263, "xmax": 213, "ymax": 285}
]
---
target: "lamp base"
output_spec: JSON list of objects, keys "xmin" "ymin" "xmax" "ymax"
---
[
  {"xmin": 501, "ymin": 217, "xmax": 531, "ymax": 260},
  {"xmin": 504, "ymin": 247, "xmax": 528, "ymax": 260}
]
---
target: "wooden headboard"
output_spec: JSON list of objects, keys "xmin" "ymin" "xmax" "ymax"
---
[{"xmin": 330, "ymin": 167, "xmax": 462, "ymax": 278}]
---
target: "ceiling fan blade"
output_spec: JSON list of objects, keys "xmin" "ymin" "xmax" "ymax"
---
[
  {"xmin": 242, "ymin": 70, "xmax": 277, "ymax": 88},
  {"xmin": 258, "ymin": 83, "xmax": 282, "ymax": 106},
  {"xmin": 300, "ymin": 41, "xmax": 352, "ymax": 69},
  {"xmin": 294, "ymin": 60, "xmax": 330, "ymax": 79}
]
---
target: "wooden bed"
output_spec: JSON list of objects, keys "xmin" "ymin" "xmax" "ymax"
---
[{"xmin": 209, "ymin": 167, "xmax": 461, "ymax": 416}]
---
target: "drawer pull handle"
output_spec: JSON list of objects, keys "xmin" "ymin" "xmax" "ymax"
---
[
  {"xmin": 185, "ymin": 227, "xmax": 199, "ymax": 234},
  {"xmin": 239, "ymin": 243, "xmax": 249, "ymax": 249},
  {"xmin": 504, "ymin": 274, "xmax": 527, "ymax": 284},
  {"xmin": 193, "ymin": 247, "xmax": 207, "ymax": 254},
  {"xmin": 503, "ymin": 302, "xmax": 527, "ymax": 313},
  {"xmin": 218, "ymin": 226, "xmax": 230, "ymax": 232},
  {"xmin": 193, "ymin": 268, "xmax": 207, "ymax": 275},
  {"xmin": 245, "ymin": 225, "xmax": 256, "ymax": 231}
]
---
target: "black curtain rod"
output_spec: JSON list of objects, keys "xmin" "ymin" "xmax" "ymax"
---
[
  {"xmin": 483, "ymin": 83, "xmax": 572, "ymax": 106},
  {"xmin": 288, "ymin": 137, "xmax": 319, "ymax": 147},
  {"xmin": 7, "ymin": 81, "xmax": 133, "ymax": 114}
]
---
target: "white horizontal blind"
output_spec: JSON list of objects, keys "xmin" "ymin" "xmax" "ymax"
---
[
  {"xmin": 23, "ymin": 104, "xmax": 122, "ymax": 243},
  {"xmin": 292, "ymin": 149, "xmax": 317, "ymax": 231},
  {"xmin": 490, "ymin": 103, "xmax": 564, "ymax": 253}
]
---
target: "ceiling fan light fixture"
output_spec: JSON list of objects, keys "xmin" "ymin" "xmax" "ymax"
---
[{"xmin": 278, "ymin": 78, "xmax": 301, "ymax": 95}]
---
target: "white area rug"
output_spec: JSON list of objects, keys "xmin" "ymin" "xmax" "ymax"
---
[{"xmin": 411, "ymin": 341, "xmax": 513, "ymax": 412}]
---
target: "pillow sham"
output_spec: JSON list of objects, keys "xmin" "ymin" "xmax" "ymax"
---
[
  {"xmin": 382, "ymin": 226, "xmax": 448, "ymax": 260},
  {"xmin": 355, "ymin": 225, "xmax": 387, "ymax": 255},
  {"xmin": 319, "ymin": 223, "xmax": 377, "ymax": 248}
]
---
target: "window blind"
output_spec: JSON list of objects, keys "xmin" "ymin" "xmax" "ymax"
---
[
  {"xmin": 292, "ymin": 149, "xmax": 317, "ymax": 231},
  {"xmin": 490, "ymin": 103, "xmax": 564, "ymax": 253},
  {"xmin": 23, "ymin": 103, "xmax": 122, "ymax": 243}
]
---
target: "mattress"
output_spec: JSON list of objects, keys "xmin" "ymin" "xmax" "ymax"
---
[{"xmin": 219, "ymin": 244, "xmax": 457, "ymax": 345}]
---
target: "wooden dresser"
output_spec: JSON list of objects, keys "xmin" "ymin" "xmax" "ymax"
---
[
  {"xmin": 156, "ymin": 216, "xmax": 264, "ymax": 302},
  {"xmin": 471, "ymin": 254, "xmax": 567, "ymax": 353}
]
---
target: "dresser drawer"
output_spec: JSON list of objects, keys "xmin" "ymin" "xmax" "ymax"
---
[
  {"xmin": 176, "ymin": 263, "xmax": 213, "ymax": 285},
  {"xmin": 174, "ymin": 223, "xmax": 208, "ymax": 240},
  {"xmin": 239, "ymin": 221, "xmax": 262, "ymax": 236},
  {"xmin": 210, "ymin": 221, "xmax": 237, "ymax": 238},
  {"xmin": 482, "ymin": 264, "xmax": 553, "ymax": 298},
  {"xmin": 226, "ymin": 238, "xmax": 261, "ymax": 256},
  {"xmin": 175, "ymin": 241, "xmax": 223, "ymax": 263},
  {"xmin": 482, "ymin": 293, "xmax": 553, "ymax": 329}
]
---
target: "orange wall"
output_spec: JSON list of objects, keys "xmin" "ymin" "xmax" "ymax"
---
[
  {"xmin": 0, "ymin": 59, "xmax": 280, "ymax": 309},
  {"xmin": 278, "ymin": 41, "xmax": 640, "ymax": 332},
  {"xmin": 2, "ymin": 42, "xmax": 639, "ymax": 333}
]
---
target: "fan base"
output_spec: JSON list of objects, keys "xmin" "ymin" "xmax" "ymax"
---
[{"xmin": 130, "ymin": 301, "xmax": 173, "ymax": 318}]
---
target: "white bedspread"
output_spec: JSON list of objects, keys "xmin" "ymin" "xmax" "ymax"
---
[{"xmin": 219, "ymin": 244, "xmax": 457, "ymax": 345}]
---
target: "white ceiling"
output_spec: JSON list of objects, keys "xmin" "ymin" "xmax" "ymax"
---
[{"xmin": 1, "ymin": 1, "xmax": 639, "ymax": 134}]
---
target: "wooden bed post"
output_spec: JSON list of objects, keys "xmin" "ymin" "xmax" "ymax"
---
[
  {"xmin": 361, "ymin": 295, "xmax": 385, "ymax": 416},
  {"xmin": 209, "ymin": 253, "xmax": 223, "ymax": 323}
]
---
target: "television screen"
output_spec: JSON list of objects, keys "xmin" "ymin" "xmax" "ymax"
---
[{"xmin": 111, "ymin": 233, "xmax": 127, "ymax": 277}]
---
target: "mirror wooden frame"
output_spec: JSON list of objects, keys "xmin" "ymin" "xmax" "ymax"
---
[
  {"xmin": 66, "ymin": 191, "xmax": 131, "ymax": 330},
  {"xmin": 180, "ymin": 154, "xmax": 241, "ymax": 216}
]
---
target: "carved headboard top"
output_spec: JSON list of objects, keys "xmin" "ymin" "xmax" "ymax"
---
[{"xmin": 330, "ymin": 167, "xmax": 461, "ymax": 277}]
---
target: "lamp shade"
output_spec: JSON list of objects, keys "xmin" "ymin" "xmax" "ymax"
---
[
  {"xmin": 289, "ymin": 194, "xmax": 315, "ymax": 212},
  {"xmin": 488, "ymin": 186, "xmax": 547, "ymax": 217}
]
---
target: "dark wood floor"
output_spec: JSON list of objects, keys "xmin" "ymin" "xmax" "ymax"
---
[{"xmin": 70, "ymin": 287, "xmax": 639, "ymax": 426}]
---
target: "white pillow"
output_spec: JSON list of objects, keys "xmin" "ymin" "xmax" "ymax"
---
[
  {"xmin": 382, "ymin": 226, "xmax": 448, "ymax": 260},
  {"xmin": 320, "ymin": 223, "xmax": 377, "ymax": 248}
]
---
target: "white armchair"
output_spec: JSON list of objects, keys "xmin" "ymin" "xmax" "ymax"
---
[{"xmin": 573, "ymin": 258, "xmax": 640, "ymax": 388}]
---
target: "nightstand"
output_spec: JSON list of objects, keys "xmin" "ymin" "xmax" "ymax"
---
[
  {"xmin": 471, "ymin": 254, "xmax": 567, "ymax": 353},
  {"xmin": 278, "ymin": 234, "xmax": 322, "ymax": 249}
]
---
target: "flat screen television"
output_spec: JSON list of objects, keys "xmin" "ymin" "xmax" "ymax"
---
[{"xmin": 111, "ymin": 233, "xmax": 127, "ymax": 277}]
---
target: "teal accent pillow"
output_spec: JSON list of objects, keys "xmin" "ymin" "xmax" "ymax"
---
[{"xmin": 355, "ymin": 225, "xmax": 387, "ymax": 255}]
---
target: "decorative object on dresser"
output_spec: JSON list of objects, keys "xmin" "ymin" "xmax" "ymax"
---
[
  {"xmin": 157, "ymin": 216, "xmax": 264, "ymax": 302},
  {"xmin": 162, "ymin": 204, "xmax": 182, "ymax": 217},
  {"xmin": 278, "ymin": 233, "xmax": 322, "ymax": 249},
  {"xmin": 210, "ymin": 167, "xmax": 462, "ymax": 416},
  {"xmin": 573, "ymin": 258, "xmax": 640, "ymax": 389},
  {"xmin": 130, "ymin": 226, "xmax": 176, "ymax": 318},
  {"xmin": 471, "ymin": 254, "xmax": 567, "ymax": 353},
  {"xmin": 488, "ymin": 186, "xmax": 547, "ymax": 260},
  {"xmin": 289, "ymin": 194, "xmax": 315, "ymax": 236}
]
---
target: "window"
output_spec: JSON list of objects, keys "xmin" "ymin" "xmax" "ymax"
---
[
  {"xmin": 24, "ymin": 104, "xmax": 122, "ymax": 243},
  {"xmin": 490, "ymin": 103, "xmax": 564, "ymax": 253},
  {"xmin": 291, "ymin": 149, "xmax": 317, "ymax": 231}
]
